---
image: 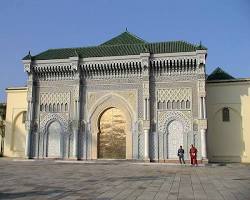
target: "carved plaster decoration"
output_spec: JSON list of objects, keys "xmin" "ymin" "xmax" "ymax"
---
[
  {"xmin": 151, "ymin": 56, "xmax": 197, "ymax": 63},
  {"xmin": 27, "ymin": 86, "xmax": 33, "ymax": 101},
  {"xmin": 157, "ymin": 88, "xmax": 192, "ymax": 102},
  {"xmin": 154, "ymin": 74, "xmax": 197, "ymax": 82},
  {"xmin": 137, "ymin": 119, "xmax": 143, "ymax": 134},
  {"xmin": 158, "ymin": 110, "xmax": 192, "ymax": 134},
  {"xmin": 33, "ymin": 64, "xmax": 72, "ymax": 73},
  {"xmin": 198, "ymin": 81, "xmax": 206, "ymax": 95},
  {"xmin": 143, "ymin": 83, "xmax": 149, "ymax": 96},
  {"xmin": 40, "ymin": 113, "xmax": 69, "ymax": 135},
  {"xmin": 197, "ymin": 74, "xmax": 206, "ymax": 80},
  {"xmin": 81, "ymin": 60, "xmax": 142, "ymax": 79},
  {"xmin": 33, "ymin": 63, "xmax": 76, "ymax": 81},
  {"xmin": 87, "ymin": 93, "xmax": 96, "ymax": 111},
  {"xmin": 24, "ymin": 64, "xmax": 31, "ymax": 73},
  {"xmin": 87, "ymin": 90, "xmax": 137, "ymax": 114},
  {"xmin": 141, "ymin": 57, "xmax": 149, "ymax": 77},
  {"xmin": 197, "ymin": 54, "xmax": 206, "ymax": 65},
  {"xmin": 73, "ymin": 86, "xmax": 80, "ymax": 101},
  {"xmin": 150, "ymin": 57, "xmax": 198, "ymax": 76},
  {"xmin": 86, "ymin": 77, "xmax": 142, "ymax": 84},
  {"xmin": 40, "ymin": 92, "xmax": 70, "ymax": 105},
  {"xmin": 71, "ymin": 61, "xmax": 78, "ymax": 72}
]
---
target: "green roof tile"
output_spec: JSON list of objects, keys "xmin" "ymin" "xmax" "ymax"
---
[
  {"xmin": 101, "ymin": 31, "xmax": 146, "ymax": 46},
  {"xmin": 25, "ymin": 32, "xmax": 207, "ymax": 60},
  {"xmin": 207, "ymin": 67, "xmax": 235, "ymax": 80}
]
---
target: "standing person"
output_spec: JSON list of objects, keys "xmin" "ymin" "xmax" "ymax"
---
[
  {"xmin": 177, "ymin": 145, "xmax": 185, "ymax": 164},
  {"xmin": 189, "ymin": 144, "xmax": 198, "ymax": 166}
]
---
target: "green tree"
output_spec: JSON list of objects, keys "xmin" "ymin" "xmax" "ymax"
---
[{"xmin": 0, "ymin": 103, "xmax": 6, "ymax": 156}]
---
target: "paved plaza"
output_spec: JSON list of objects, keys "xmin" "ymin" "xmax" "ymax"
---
[{"xmin": 0, "ymin": 159, "xmax": 250, "ymax": 200}]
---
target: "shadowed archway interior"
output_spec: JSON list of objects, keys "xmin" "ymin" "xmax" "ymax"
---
[{"xmin": 98, "ymin": 107, "xmax": 126, "ymax": 159}]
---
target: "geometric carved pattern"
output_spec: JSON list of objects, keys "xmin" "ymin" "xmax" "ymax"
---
[
  {"xmin": 87, "ymin": 90, "xmax": 137, "ymax": 115},
  {"xmin": 39, "ymin": 113, "xmax": 69, "ymax": 135},
  {"xmin": 40, "ymin": 92, "xmax": 70, "ymax": 105},
  {"xmin": 157, "ymin": 88, "xmax": 192, "ymax": 102},
  {"xmin": 138, "ymin": 133, "xmax": 144, "ymax": 159},
  {"xmin": 158, "ymin": 110, "xmax": 192, "ymax": 134},
  {"xmin": 150, "ymin": 132, "xmax": 158, "ymax": 160}
]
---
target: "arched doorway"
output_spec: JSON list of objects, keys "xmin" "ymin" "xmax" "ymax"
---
[
  {"xmin": 11, "ymin": 111, "xmax": 26, "ymax": 156},
  {"xmin": 47, "ymin": 121, "xmax": 62, "ymax": 158},
  {"xmin": 167, "ymin": 120, "xmax": 184, "ymax": 159},
  {"xmin": 98, "ymin": 107, "xmax": 126, "ymax": 159}
]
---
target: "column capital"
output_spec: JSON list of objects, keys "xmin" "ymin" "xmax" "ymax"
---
[
  {"xmin": 143, "ymin": 120, "xmax": 150, "ymax": 130},
  {"xmin": 198, "ymin": 119, "xmax": 207, "ymax": 130}
]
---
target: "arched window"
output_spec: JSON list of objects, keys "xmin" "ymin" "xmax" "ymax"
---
[
  {"xmin": 167, "ymin": 100, "xmax": 171, "ymax": 109},
  {"xmin": 49, "ymin": 104, "xmax": 52, "ymax": 112},
  {"xmin": 176, "ymin": 100, "xmax": 180, "ymax": 109},
  {"xmin": 45, "ymin": 104, "xmax": 48, "ymax": 112},
  {"xmin": 181, "ymin": 100, "xmax": 185, "ymax": 109},
  {"xmin": 53, "ymin": 103, "xmax": 56, "ymax": 112},
  {"xmin": 57, "ymin": 103, "xmax": 60, "ymax": 112},
  {"xmin": 61, "ymin": 103, "xmax": 64, "ymax": 112},
  {"xmin": 40, "ymin": 104, "xmax": 44, "ymax": 111},
  {"xmin": 186, "ymin": 100, "xmax": 190, "ymax": 109},
  {"xmin": 65, "ymin": 103, "xmax": 68, "ymax": 112},
  {"xmin": 222, "ymin": 107, "xmax": 230, "ymax": 122},
  {"xmin": 157, "ymin": 101, "xmax": 161, "ymax": 109},
  {"xmin": 172, "ymin": 100, "xmax": 176, "ymax": 109},
  {"xmin": 162, "ymin": 100, "xmax": 166, "ymax": 110}
]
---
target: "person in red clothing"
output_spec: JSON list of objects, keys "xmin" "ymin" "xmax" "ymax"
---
[{"xmin": 189, "ymin": 144, "xmax": 198, "ymax": 166}]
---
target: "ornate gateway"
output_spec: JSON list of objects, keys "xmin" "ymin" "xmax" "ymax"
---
[{"xmin": 23, "ymin": 31, "xmax": 208, "ymax": 162}]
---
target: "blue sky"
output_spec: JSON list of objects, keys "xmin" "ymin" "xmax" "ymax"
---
[{"xmin": 0, "ymin": 0, "xmax": 250, "ymax": 102}]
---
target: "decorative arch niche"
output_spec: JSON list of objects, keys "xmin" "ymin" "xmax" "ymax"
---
[
  {"xmin": 46, "ymin": 120, "xmax": 62, "ymax": 158},
  {"xmin": 40, "ymin": 113, "xmax": 69, "ymax": 158},
  {"xmin": 88, "ymin": 93, "xmax": 135, "ymax": 159},
  {"xmin": 11, "ymin": 111, "xmax": 26, "ymax": 154}
]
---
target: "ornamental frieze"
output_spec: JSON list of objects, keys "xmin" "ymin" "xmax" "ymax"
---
[
  {"xmin": 85, "ymin": 77, "xmax": 142, "ymax": 85},
  {"xmin": 157, "ymin": 88, "xmax": 192, "ymax": 102},
  {"xmin": 154, "ymin": 74, "xmax": 197, "ymax": 81},
  {"xmin": 40, "ymin": 92, "xmax": 70, "ymax": 105}
]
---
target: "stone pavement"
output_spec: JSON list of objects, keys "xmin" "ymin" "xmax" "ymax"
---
[{"xmin": 0, "ymin": 159, "xmax": 250, "ymax": 200}]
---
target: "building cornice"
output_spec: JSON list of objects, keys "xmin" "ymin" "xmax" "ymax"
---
[
  {"xmin": 206, "ymin": 78, "xmax": 250, "ymax": 86},
  {"xmin": 6, "ymin": 87, "xmax": 28, "ymax": 92}
]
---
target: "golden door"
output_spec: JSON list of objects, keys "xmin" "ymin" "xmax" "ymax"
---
[{"xmin": 98, "ymin": 108, "xmax": 126, "ymax": 159}]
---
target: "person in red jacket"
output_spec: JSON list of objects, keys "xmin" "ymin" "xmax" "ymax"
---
[{"xmin": 189, "ymin": 144, "xmax": 198, "ymax": 166}]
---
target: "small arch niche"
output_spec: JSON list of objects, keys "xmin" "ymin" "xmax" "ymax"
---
[
  {"xmin": 181, "ymin": 100, "xmax": 185, "ymax": 109},
  {"xmin": 186, "ymin": 100, "xmax": 191, "ymax": 109}
]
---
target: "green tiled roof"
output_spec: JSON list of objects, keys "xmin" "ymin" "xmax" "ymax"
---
[
  {"xmin": 147, "ymin": 41, "xmax": 200, "ymax": 54},
  {"xmin": 101, "ymin": 31, "xmax": 146, "ymax": 46},
  {"xmin": 207, "ymin": 67, "xmax": 235, "ymax": 80},
  {"xmin": 23, "ymin": 31, "xmax": 207, "ymax": 60}
]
